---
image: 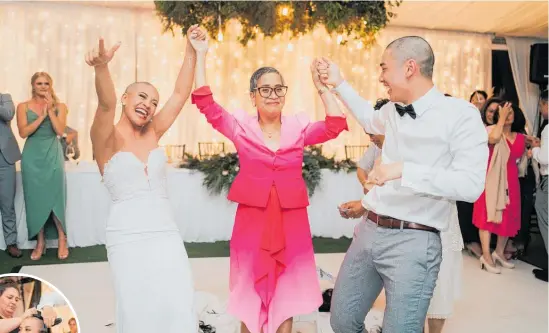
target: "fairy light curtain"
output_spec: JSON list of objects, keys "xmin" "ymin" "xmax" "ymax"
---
[{"xmin": 0, "ymin": 2, "xmax": 491, "ymax": 161}]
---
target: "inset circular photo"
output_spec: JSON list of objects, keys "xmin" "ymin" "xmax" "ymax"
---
[{"xmin": 0, "ymin": 273, "xmax": 79, "ymax": 333}]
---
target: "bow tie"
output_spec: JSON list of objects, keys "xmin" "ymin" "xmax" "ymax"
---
[{"xmin": 395, "ymin": 104, "xmax": 416, "ymax": 119}]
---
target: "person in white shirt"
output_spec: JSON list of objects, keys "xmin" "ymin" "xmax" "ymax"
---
[
  {"xmin": 356, "ymin": 99, "xmax": 387, "ymax": 192},
  {"xmin": 531, "ymin": 89, "xmax": 548, "ymax": 282},
  {"xmin": 315, "ymin": 36, "xmax": 488, "ymax": 333}
]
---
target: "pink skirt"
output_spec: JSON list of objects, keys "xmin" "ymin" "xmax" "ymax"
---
[{"xmin": 228, "ymin": 186, "xmax": 321, "ymax": 333}]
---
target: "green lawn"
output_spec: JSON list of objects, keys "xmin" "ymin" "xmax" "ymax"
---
[{"xmin": 0, "ymin": 237, "xmax": 351, "ymax": 274}]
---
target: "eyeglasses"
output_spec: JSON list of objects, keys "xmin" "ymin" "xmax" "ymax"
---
[{"xmin": 254, "ymin": 86, "xmax": 288, "ymax": 98}]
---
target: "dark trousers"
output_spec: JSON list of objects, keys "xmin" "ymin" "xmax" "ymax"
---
[
  {"xmin": 457, "ymin": 201, "xmax": 478, "ymax": 244},
  {"xmin": 515, "ymin": 165, "xmax": 536, "ymax": 248}
]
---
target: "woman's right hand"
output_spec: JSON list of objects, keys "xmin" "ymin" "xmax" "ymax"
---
[
  {"xmin": 85, "ymin": 38, "xmax": 121, "ymax": 67},
  {"xmin": 497, "ymin": 102, "xmax": 512, "ymax": 123},
  {"xmin": 310, "ymin": 58, "xmax": 326, "ymax": 90}
]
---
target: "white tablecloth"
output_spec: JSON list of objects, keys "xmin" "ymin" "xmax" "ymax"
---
[{"xmin": 1, "ymin": 162, "xmax": 362, "ymax": 250}]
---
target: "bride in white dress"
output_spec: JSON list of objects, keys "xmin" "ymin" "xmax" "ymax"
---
[{"xmin": 84, "ymin": 26, "xmax": 205, "ymax": 333}]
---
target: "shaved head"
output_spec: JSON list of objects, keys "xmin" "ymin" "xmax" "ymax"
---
[
  {"xmin": 20, "ymin": 317, "xmax": 44, "ymax": 333},
  {"xmin": 386, "ymin": 36, "xmax": 435, "ymax": 79},
  {"xmin": 125, "ymin": 81, "xmax": 156, "ymax": 94}
]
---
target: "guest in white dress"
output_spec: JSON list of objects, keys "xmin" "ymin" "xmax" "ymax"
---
[
  {"xmin": 84, "ymin": 27, "xmax": 206, "ymax": 332},
  {"xmin": 427, "ymin": 206, "xmax": 463, "ymax": 333}
]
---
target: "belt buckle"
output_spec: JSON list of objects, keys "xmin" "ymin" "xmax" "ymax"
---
[
  {"xmin": 383, "ymin": 216, "xmax": 403, "ymax": 230},
  {"xmin": 377, "ymin": 214, "xmax": 392, "ymax": 229}
]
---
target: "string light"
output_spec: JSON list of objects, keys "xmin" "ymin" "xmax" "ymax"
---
[{"xmin": 0, "ymin": 4, "xmax": 491, "ymax": 160}]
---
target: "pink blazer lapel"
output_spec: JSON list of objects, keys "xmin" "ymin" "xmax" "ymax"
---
[{"xmin": 234, "ymin": 110, "xmax": 305, "ymax": 150}]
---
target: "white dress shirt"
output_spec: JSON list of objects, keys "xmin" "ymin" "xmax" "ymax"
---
[
  {"xmin": 333, "ymin": 81, "xmax": 489, "ymax": 230},
  {"xmin": 358, "ymin": 144, "xmax": 382, "ymax": 173},
  {"xmin": 532, "ymin": 126, "xmax": 548, "ymax": 176}
]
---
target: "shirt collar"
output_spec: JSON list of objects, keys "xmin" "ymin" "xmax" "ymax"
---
[{"xmin": 405, "ymin": 86, "xmax": 443, "ymax": 117}]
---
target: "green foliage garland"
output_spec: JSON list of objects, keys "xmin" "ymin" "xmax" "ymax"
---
[
  {"xmin": 155, "ymin": 1, "xmax": 402, "ymax": 46},
  {"xmin": 179, "ymin": 146, "xmax": 357, "ymax": 196}
]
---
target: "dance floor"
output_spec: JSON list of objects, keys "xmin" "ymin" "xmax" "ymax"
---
[{"xmin": 20, "ymin": 253, "xmax": 547, "ymax": 333}]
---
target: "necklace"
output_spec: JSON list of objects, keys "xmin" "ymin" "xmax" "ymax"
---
[{"xmin": 259, "ymin": 124, "xmax": 280, "ymax": 139}]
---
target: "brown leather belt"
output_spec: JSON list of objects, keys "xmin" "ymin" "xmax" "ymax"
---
[{"xmin": 367, "ymin": 211, "xmax": 439, "ymax": 234}]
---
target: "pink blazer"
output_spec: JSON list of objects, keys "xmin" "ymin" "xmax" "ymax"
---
[{"xmin": 192, "ymin": 86, "xmax": 348, "ymax": 209}]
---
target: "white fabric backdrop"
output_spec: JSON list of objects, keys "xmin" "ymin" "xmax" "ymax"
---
[
  {"xmin": 506, "ymin": 36, "xmax": 547, "ymax": 135},
  {"xmin": 0, "ymin": 163, "xmax": 363, "ymax": 250},
  {"xmin": 0, "ymin": 2, "xmax": 492, "ymax": 161}
]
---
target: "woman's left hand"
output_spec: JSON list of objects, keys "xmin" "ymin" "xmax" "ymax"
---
[
  {"xmin": 44, "ymin": 93, "xmax": 55, "ymax": 113},
  {"xmin": 187, "ymin": 25, "xmax": 208, "ymax": 54}
]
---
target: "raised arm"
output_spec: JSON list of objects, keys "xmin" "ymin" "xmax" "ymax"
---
[
  {"xmin": 487, "ymin": 102, "xmax": 512, "ymax": 144},
  {"xmin": 0, "ymin": 317, "xmax": 24, "ymax": 332},
  {"xmin": 189, "ymin": 28, "xmax": 240, "ymax": 142},
  {"xmin": 17, "ymin": 103, "xmax": 47, "ymax": 138},
  {"xmin": 301, "ymin": 59, "xmax": 348, "ymax": 146},
  {"xmin": 400, "ymin": 104, "xmax": 489, "ymax": 202},
  {"xmin": 152, "ymin": 25, "xmax": 202, "ymax": 138},
  {"xmin": 317, "ymin": 58, "xmax": 386, "ymax": 135},
  {"xmin": 85, "ymin": 38, "xmax": 120, "ymax": 151},
  {"xmin": 0, "ymin": 93, "xmax": 15, "ymax": 122},
  {"xmin": 0, "ymin": 308, "xmax": 38, "ymax": 333}
]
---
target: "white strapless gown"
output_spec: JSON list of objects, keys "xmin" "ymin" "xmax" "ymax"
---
[{"xmin": 102, "ymin": 147, "xmax": 196, "ymax": 332}]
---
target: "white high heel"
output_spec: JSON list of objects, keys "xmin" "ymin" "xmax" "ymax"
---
[
  {"xmin": 492, "ymin": 251, "xmax": 515, "ymax": 269},
  {"xmin": 480, "ymin": 256, "xmax": 501, "ymax": 274}
]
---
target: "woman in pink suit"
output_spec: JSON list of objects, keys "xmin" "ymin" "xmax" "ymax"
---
[{"xmin": 189, "ymin": 33, "xmax": 348, "ymax": 333}]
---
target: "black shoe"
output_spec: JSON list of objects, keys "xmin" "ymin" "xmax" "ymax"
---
[
  {"xmin": 533, "ymin": 269, "xmax": 548, "ymax": 282},
  {"xmin": 6, "ymin": 245, "xmax": 22, "ymax": 258}
]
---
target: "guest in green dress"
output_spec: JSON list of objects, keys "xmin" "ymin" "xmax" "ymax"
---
[{"xmin": 16, "ymin": 72, "xmax": 69, "ymax": 260}]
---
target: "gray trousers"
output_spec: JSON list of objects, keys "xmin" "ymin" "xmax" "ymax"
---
[
  {"xmin": 331, "ymin": 219, "xmax": 442, "ymax": 333},
  {"xmin": 535, "ymin": 175, "xmax": 548, "ymax": 252},
  {"xmin": 0, "ymin": 152, "xmax": 17, "ymax": 246}
]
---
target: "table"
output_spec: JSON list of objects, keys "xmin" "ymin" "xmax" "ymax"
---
[{"xmin": 0, "ymin": 162, "xmax": 362, "ymax": 250}]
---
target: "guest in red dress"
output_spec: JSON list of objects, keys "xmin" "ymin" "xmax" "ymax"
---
[
  {"xmin": 473, "ymin": 102, "xmax": 527, "ymax": 274},
  {"xmin": 188, "ymin": 31, "xmax": 348, "ymax": 333}
]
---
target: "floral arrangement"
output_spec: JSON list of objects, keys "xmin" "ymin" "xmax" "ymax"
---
[
  {"xmin": 179, "ymin": 146, "xmax": 356, "ymax": 196},
  {"xmin": 155, "ymin": 1, "xmax": 402, "ymax": 47}
]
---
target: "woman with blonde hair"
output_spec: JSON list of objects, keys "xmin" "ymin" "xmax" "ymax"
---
[{"xmin": 16, "ymin": 72, "xmax": 68, "ymax": 260}]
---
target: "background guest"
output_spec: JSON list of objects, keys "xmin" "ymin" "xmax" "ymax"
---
[
  {"xmin": 68, "ymin": 317, "xmax": 78, "ymax": 333},
  {"xmin": 461, "ymin": 96, "xmax": 504, "ymax": 258},
  {"xmin": 60, "ymin": 126, "xmax": 80, "ymax": 161},
  {"xmin": 16, "ymin": 72, "xmax": 69, "ymax": 261},
  {"xmin": 0, "ymin": 93, "xmax": 22, "ymax": 258},
  {"xmin": 481, "ymin": 97, "xmax": 504, "ymax": 126},
  {"xmin": 531, "ymin": 89, "xmax": 548, "ymax": 282},
  {"xmin": 470, "ymin": 90, "xmax": 488, "ymax": 111},
  {"xmin": 356, "ymin": 99, "xmax": 387, "ymax": 193},
  {"xmin": 473, "ymin": 101, "xmax": 526, "ymax": 274}
]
